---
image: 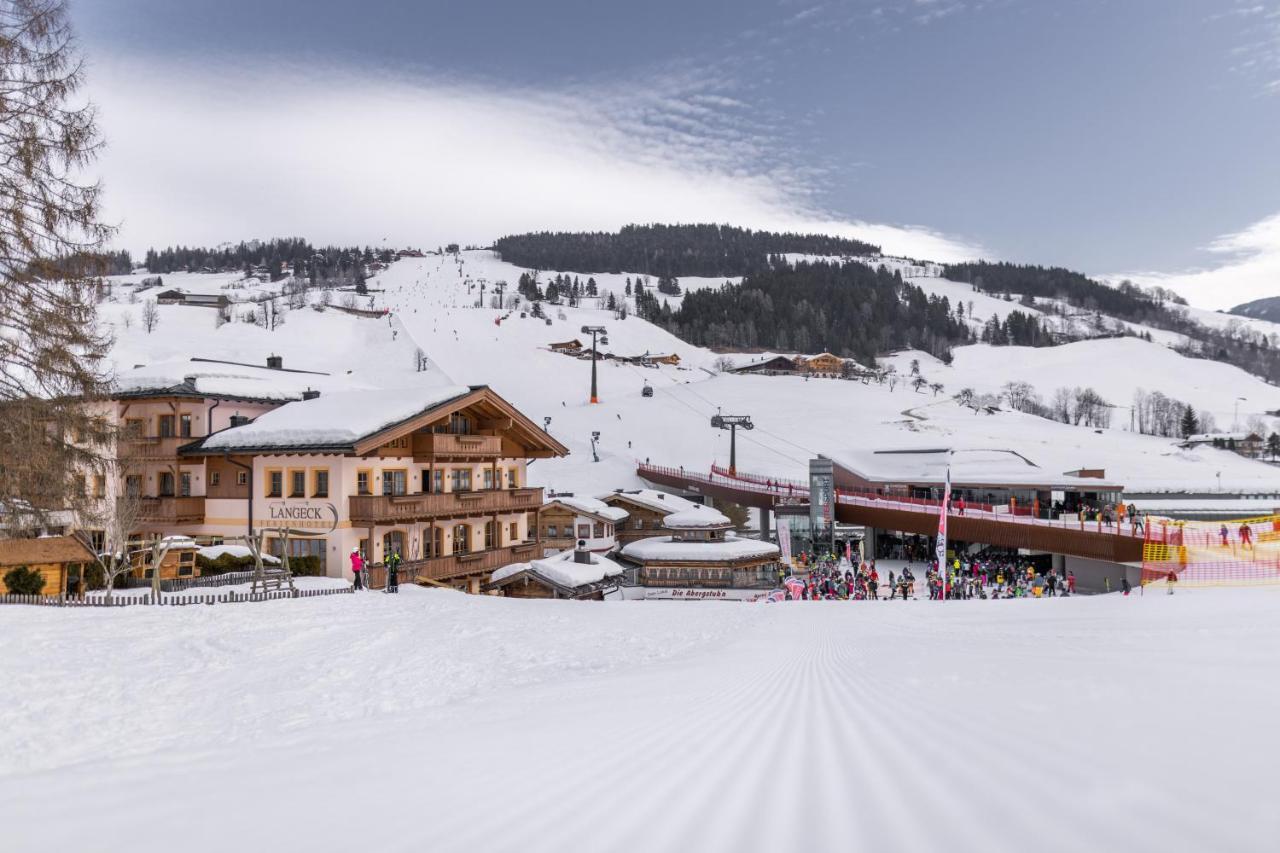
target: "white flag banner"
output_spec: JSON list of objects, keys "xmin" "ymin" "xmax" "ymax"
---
[
  {"xmin": 777, "ymin": 519, "xmax": 793, "ymax": 569},
  {"xmin": 936, "ymin": 465, "xmax": 951, "ymax": 597}
]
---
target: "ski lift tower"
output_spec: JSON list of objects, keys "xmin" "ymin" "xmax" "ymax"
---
[
  {"xmin": 581, "ymin": 325, "xmax": 608, "ymax": 403},
  {"xmin": 711, "ymin": 414, "xmax": 754, "ymax": 476}
]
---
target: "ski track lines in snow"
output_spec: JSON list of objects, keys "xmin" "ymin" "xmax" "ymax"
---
[{"xmin": 4, "ymin": 591, "xmax": 1280, "ymax": 852}]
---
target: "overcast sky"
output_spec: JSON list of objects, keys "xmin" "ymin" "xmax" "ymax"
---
[{"xmin": 76, "ymin": 0, "xmax": 1280, "ymax": 308}]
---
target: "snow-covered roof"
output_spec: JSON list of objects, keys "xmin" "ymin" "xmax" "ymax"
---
[
  {"xmin": 826, "ymin": 448, "xmax": 1125, "ymax": 491},
  {"xmin": 599, "ymin": 489, "xmax": 700, "ymax": 515},
  {"xmin": 159, "ymin": 536, "xmax": 198, "ymax": 549},
  {"xmin": 114, "ymin": 371, "xmax": 305, "ymax": 403},
  {"xmin": 490, "ymin": 549, "xmax": 627, "ymax": 588},
  {"xmin": 545, "ymin": 495, "xmax": 629, "ymax": 522},
  {"xmin": 620, "ymin": 533, "xmax": 779, "ymax": 563},
  {"xmin": 663, "ymin": 505, "xmax": 731, "ymax": 529},
  {"xmin": 198, "ymin": 385, "xmax": 471, "ymax": 451},
  {"xmin": 1184, "ymin": 432, "xmax": 1262, "ymax": 444}
]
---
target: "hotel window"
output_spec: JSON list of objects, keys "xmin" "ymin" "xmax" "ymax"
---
[
  {"xmin": 594, "ymin": 522, "xmax": 604, "ymax": 538},
  {"xmin": 450, "ymin": 468, "xmax": 472, "ymax": 492},
  {"xmin": 433, "ymin": 469, "xmax": 444, "ymax": 493},
  {"xmin": 124, "ymin": 418, "xmax": 144, "ymax": 438},
  {"xmin": 74, "ymin": 475, "xmax": 87, "ymax": 497},
  {"xmin": 210, "ymin": 471, "xmax": 221, "ymax": 488},
  {"xmin": 236, "ymin": 471, "xmax": 248, "ymax": 487},
  {"xmin": 289, "ymin": 469, "xmax": 306, "ymax": 498},
  {"xmin": 449, "ymin": 413, "xmax": 470, "ymax": 434},
  {"xmin": 546, "ymin": 524, "xmax": 557, "ymax": 538},
  {"xmin": 509, "ymin": 522, "xmax": 518, "ymax": 543},
  {"xmin": 93, "ymin": 475, "xmax": 107, "ymax": 498},
  {"xmin": 452, "ymin": 523, "xmax": 470, "ymax": 555},
  {"xmin": 382, "ymin": 469, "xmax": 407, "ymax": 496},
  {"xmin": 356, "ymin": 469, "xmax": 371, "ymax": 495},
  {"xmin": 266, "ymin": 469, "xmax": 283, "ymax": 498},
  {"xmin": 313, "ymin": 469, "xmax": 329, "ymax": 498},
  {"xmin": 427, "ymin": 526, "xmax": 443, "ymax": 558},
  {"xmin": 158, "ymin": 471, "xmax": 175, "ymax": 497},
  {"xmin": 157, "ymin": 414, "xmax": 175, "ymax": 437},
  {"xmin": 482, "ymin": 468, "xmax": 494, "ymax": 490},
  {"xmin": 179, "ymin": 472, "xmax": 192, "ymax": 497},
  {"xmin": 506, "ymin": 468, "xmax": 518, "ymax": 489},
  {"xmin": 179, "ymin": 414, "xmax": 193, "ymax": 437},
  {"xmin": 484, "ymin": 521, "xmax": 495, "ymax": 549},
  {"xmin": 125, "ymin": 475, "xmax": 142, "ymax": 497},
  {"xmin": 577, "ymin": 523, "xmax": 591, "ymax": 540},
  {"xmin": 177, "ymin": 551, "xmax": 195, "ymax": 576}
]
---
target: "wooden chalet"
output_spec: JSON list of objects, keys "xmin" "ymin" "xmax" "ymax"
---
[
  {"xmin": 484, "ymin": 546, "xmax": 626, "ymax": 600},
  {"xmin": 0, "ymin": 536, "xmax": 96, "ymax": 596},
  {"xmin": 799, "ymin": 352, "xmax": 845, "ymax": 376},
  {"xmin": 618, "ymin": 505, "xmax": 779, "ymax": 589},
  {"xmin": 549, "ymin": 339, "xmax": 583, "ymax": 353},
  {"xmin": 179, "ymin": 384, "xmax": 569, "ymax": 591},
  {"xmin": 539, "ymin": 495, "xmax": 628, "ymax": 553},
  {"xmin": 599, "ymin": 489, "xmax": 702, "ymax": 544},
  {"xmin": 729, "ymin": 355, "xmax": 797, "ymax": 375}
]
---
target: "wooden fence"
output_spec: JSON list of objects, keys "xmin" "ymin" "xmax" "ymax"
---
[{"xmin": 0, "ymin": 587, "xmax": 353, "ymax": 608}]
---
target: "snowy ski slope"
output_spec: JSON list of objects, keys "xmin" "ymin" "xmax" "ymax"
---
[
  {"xmin": 2, "ymin": 585, "xmax": 1279, "ymax": 852},
  {"xmin": 100, "ymin": 251, "xmax": 1280, "ymax": 496}
]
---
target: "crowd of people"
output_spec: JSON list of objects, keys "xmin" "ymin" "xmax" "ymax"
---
[{"xmin": 781, "ymin": 551, "xmax": 1077, "ymax": 601}]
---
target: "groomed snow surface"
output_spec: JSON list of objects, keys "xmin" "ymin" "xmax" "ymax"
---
[{"xmin": 4, "ymin": 588, "xmax": 1279, "ymax": 852}]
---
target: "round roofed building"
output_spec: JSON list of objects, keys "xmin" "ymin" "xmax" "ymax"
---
[{"xmin": 619, "ymin": 504, "xmax": 779, "ymax": 589}]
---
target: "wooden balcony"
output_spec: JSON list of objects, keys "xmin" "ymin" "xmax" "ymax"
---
[
  {"xmin": 121, "ymin": 435, "xmax": 191, "ymax": 461},
  {"xmin": 349, "ymin": 487, "xmax": 543, "ymax": 524},
  {"xmin": 376, "ymin": 541, "xmax": 542, "ymax": 584},
  {"xmin": 411, "ymin": 433, "xmax": 502, "ymax": 459},
  {"xmin": 136, "ymin": 495, "xmax": 206, "ymax": 523}
]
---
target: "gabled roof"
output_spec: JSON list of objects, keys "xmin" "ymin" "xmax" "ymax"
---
[
  {"xmin": 598, "ymin": 489, "xmax": 700, "ymax": 515},
  {"xmin": 544, "ymin": 495, "xmax": 629, "ymax": 523},
  {"xmin": 0, "ymin": 535, "xmax": 96, "ymax": 567},
  {"xmin": 112, "ymin": 375, "xmax": 302, "ymax": 405},
  {"xmin": 182, "ymin": 385, "xmax": 569, "ymax": 458}
]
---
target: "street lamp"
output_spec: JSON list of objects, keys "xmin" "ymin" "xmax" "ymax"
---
[
  {"xmin": 710, "ymin": 414, "xmax": 754, "ymax": 475},
  {"xmin": 581, "ymin": 325, "xmax": 608, "ymax": 403}
]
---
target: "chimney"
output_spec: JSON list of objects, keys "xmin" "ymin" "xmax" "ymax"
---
[
  {"xmin": 183, "ymin": 374, "xmax": 198, "ymax": 387},
  {"xmin": 229, "ymin": 415, "xmax": 251, "ymax": 428},
  {"xmin": 573, "ymin": 539, "xmax": 591, "ymax": 564},
  {"xmin": 301, "ymin": 388, "xmax": 320, "ymax": 401},
  {"xmin": 266, "ymin": 354, "xmax": 283, "ymax": 369}
]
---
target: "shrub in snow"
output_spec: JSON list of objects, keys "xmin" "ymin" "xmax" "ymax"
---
[{"xmin": 3, "ymin": 565, "xmax": 45, "ymax": 595}]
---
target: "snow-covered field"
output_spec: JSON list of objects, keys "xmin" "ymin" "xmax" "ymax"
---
[{"xmin": 3, "ymin": 588, "xmax": 1278, "ymax": 852}]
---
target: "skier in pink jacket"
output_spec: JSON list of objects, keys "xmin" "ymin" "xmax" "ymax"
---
[{"xmin": 350, "ymin": 548, "xmax": 365, "ymax": 591}]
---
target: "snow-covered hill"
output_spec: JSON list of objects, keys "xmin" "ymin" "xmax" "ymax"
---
[{"xmin": 101, "ymin": 250, "xmax": 1280, "ymax": 496}]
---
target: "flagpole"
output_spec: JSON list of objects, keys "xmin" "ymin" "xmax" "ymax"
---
[{"xmin": 937, "ymin": 460, "xmax": 951, "ymax": 600}]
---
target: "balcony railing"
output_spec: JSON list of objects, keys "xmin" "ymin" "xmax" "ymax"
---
[
  {"xmin": 349, "ymin": 487, "xmax": 543, "ymax": 524},
  {"xmin": 136, "ymin": 495, "xmax": 206, "ymax": 523},
  {"xmin": 370, "ymin": 541, "xmax": 541, "ymax": 585},
  {"xmin": 121, "ymin": 435, "xmax": 191, "ymax": 461},
  {"xmin": 411, "ymin": 433, "xmax": 502, "ymax": 459}
]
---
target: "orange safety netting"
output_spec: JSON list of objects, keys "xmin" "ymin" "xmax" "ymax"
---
[{"xmin": 1141, "ymin": 515, "xmax": 1280, "ymax": 587}]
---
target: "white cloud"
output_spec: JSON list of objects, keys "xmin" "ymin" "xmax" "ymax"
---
[
  {"xmin": 1112, "ymin": 212, "xmax": 1280, "ymax": 311},
  {"xmin": 87, "ymin": 56, "xmax": 982, "ymax": 263}
]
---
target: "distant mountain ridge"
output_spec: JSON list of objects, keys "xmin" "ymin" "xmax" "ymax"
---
[{"xmin": 1230, "ymin": 296, "xmax": 1280, "ymax": 323}]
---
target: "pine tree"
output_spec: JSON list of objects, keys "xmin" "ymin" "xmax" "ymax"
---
[{"xmin": 1179, "ymin": 404, "xmax": 1199, "ymax": 439}]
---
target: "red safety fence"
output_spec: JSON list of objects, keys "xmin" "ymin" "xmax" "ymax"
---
[{"xmin": 1142, "ymin": 515, "xmax": 1280, "ymax": 586}]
